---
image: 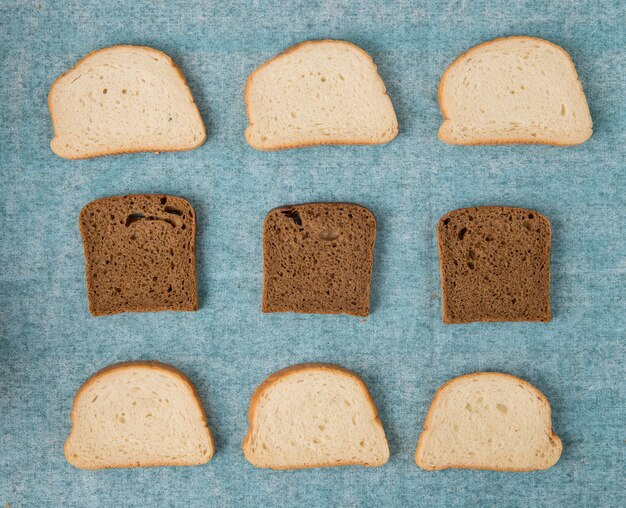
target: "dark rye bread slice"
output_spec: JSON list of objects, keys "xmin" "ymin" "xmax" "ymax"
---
[
  {"xmin": 79, "ymin": 194, "xmax": 197, "ymax": 316},
  {"xmin": 263, "ymin": 203, "xmax": 376, "ymax": 316},
  {"xmin": 438, "ymin": 206, "xmax": 551, "ymax": 323}
]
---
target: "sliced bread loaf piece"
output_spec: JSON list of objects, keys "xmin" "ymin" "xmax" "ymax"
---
[
  {"xmin": 439, "ymin": 36, "xmax": 592, "ymax": 145},
  {"xmin": 49, "ymin": 45, "xmax": 206, "ymax": 159},
  {"xmin": 438, "ymin": 206, "xmax": 551, "ymax": 323},
  {"xmin": 263, "ymin": 203, "xmax": 376, "ymax": 316},
  {"xmin": 243, "ymin": 363, "xmax": 389, "ymax": 469},
  {"xmin": 65, "ymin": 362, "xmax": 214, "ymax": 469},
  {"xmin": 245, "ymin": 40, "xmax": 398, "ymax": 150},
  {"xmin": 415, "ymin": 372, "xmax": 562, "ymax": 471},
  {"xmin": 79, "ymin": 194, "xmax": 197, "ymax": 315}
]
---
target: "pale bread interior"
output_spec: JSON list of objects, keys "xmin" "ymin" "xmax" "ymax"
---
[
  {"xmin": 439, "ymin": 37, "xmax": 592, "ymax": 145},
  {"xmin": 65, "ymin": 364, "xmax": 213, "ymax": 469},
  {"xmin": 416, "ymin": 372, "xmax": 562, "ymax": 471},
  {"xmin": 243, "ymin": 366, "xmax": 389, "ymax": 469},
  {"xmin": 245, "ymin": 40, "xmax": 398, "ymax": 150},
  {"xmin": 49, "ymin": 46, "xmax": 206, "ymax": 159}
]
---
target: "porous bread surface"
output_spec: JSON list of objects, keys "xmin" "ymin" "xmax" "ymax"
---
[
  {"xmin": 439, "ymin": 36, "xmax": 592, "ymax": 145},
  {"xmin": 245, "ymin": 40, "xmax": 398, "ymax": 150},
  {"xmin": 438, "ymin": 206, "xmax": 550, "ymax": 323},
  {"xmin": 262, "ymin": 203, "xmax": 376, "ymax": 316},
  {"xmin": 243, "ymin": 364, "xmax": 389, "ymax": 469},
  {"xmin": 79, "ymin": 194, "xmax": 197, "ymax": 316},
  {"xmin": 415, "ymin": 372, "xmax": 562, "ymax": 471},
  {"xmin": 49, "ymin": 45, "xmax": 206, "ymax": 159},
  {"xmin": 65, "ymin": 362, "xmax": 214, "ymax": 469}
]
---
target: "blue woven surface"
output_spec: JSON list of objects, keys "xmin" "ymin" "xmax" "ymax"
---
[{"xmin": 1, "ymin": 1, "xmax": 625, "ymax": 506}]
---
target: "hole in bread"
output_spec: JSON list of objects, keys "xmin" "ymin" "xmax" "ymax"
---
[
  {"xmin": 458, "ymin": 227, "xmax": 468, "ymax": 240},
  {"xmin": 161, "ymin": 197, "xmax": 167, "ymax": 205},
  {"xmin": 443, "ymin": 218, "xmax": 450, "ymax": 226},
  {"xmin": 125, "ymin": 213, "xmax": 145, "ymax": 226},
  {"xmin": 164, "ymin": 206, "xmax": 183, "ymax": 216},
  {"xmin": 281, "ymin": 209, "xmax": 302, "ymax": 226}
]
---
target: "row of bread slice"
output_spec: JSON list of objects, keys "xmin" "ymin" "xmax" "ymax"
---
[
  {"xmin": 49, "ymin": 36, "xmax": 593, "ymax": 159},
  {"xmin": 66, "ymin": 362, "xmax": 562, "ymax": 471},
  {"xmin": 80, "ymin": 195, "xmax": 551, "ymax": 323}
]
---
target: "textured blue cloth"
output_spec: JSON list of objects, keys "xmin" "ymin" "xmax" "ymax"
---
[{"xmin": 1, "ymin": 1, "xmax": 625, "ymax": 506}]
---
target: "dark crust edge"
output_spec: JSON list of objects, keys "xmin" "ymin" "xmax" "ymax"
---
[
  {"xmin": 78, "ymin": 194, "xmax": 198, "ymax": 316},
  {"xmin": 436, "ymin": 205, "xmax": 551, "ymax": 324},
  {"xmin": 261, "ymin": 202, "xmax": 377, "ymax": 317}
]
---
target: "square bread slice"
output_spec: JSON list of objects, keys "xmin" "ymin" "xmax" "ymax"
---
[
  {"xmin": 79, "ymin": 194, "xmax": 197, "ymax": 316},
  {"xmin": 262, "ymin": 203, "xmax": 376, "ymax": 316},
  {"xmin": 438, "ymin": 206, "xmax": 551, "ymax": 323}
]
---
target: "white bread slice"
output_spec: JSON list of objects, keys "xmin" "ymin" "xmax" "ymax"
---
[
  {"xmin": 245, "ymin": 40, "xmax": 398, "ymax": 150},
  {"xmin": 65, "ymin": 362, "xmax": 214, "ymax": 469},
  {"xmin": 243, "ymin": 363, "xmax": 389, "ymax": 469},
  {"xmin": 415, "ymin": 372, "xmax": 562, "ymax": 471},
  {"xmin": 49, "ymin": 46, "xmax": 206, "ymax": 159},
  {"xmin": 439, "ymin": 36, "xmax": 592, "ymax": 145}
]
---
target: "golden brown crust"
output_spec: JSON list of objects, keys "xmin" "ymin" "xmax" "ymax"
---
[
  {"xmin": 242, "ymin": 363, "xmax": 388, "ymax": 469},
  {"xmin": 415, "ymin": 371, "xmax": 562, "ymax": 471},
  {"xmin": 65, "ymin": 361, "xmax": 214, "ymax": 470},
  {"xmin": 49, "ymin": 45, "xmax": 206, "ymax": 159},
  {"xmin": 437, "ymin": 206, "xmax": 551, "ymax": 323},
  {"xmin": 244, "ymin": 39, "xmax": 398, "ymax": 151},
  {"xmin": 438, "ymin": 35, "xmax": 592, "ymax": 146}
]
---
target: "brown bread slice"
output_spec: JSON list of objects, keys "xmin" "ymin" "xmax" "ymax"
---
[
  {"xmin": 263, "ymin": 203, "xmax": 376, "ymax": 316},
  {"xmin": 438, "ymin": 206, "xmax": 551, "ymax": 323},
  {"xmin": 79, "ymin": 194, "xmax": 197, "ymax": 316}
]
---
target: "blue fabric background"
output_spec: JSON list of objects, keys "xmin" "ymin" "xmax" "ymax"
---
[{"xmin": 1, "ymin": 1, "xmax": 624, "ymax": 506}]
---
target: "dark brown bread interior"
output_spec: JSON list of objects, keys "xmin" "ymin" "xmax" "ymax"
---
[
  {"xmin": 263, "ymin": 203, "xmax": 376, "ymax": 316},
  {"xmin": 79, "ymin": 194, "xmax": 197, "ymax": 316},
  {"xmin": 438, "ymin": 206, "xmax": 551, "ymax": 323}
]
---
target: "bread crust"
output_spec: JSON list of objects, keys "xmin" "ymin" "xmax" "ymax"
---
[
  {"xmin": 261, "ymin": 202, "xmax": 377, "ymax": 316},
  {"xmin": 78, "ymin": 194, "xmax": 198, "ymax": 316},
  {"xmin": 65, "ymin": 361, "xmax": 214, "ymax": 469},
  {"xmin": 415, "ymin": 371, "xmax": 562, "ymax": 471},
  {"xmin": 242, "ymin": 363, "xmax": 389, "ymax": 469},
  {"xmin": 437, "ymin": 205, "xmax": 551, "ymax": 323},
  {"xmin": 244, "ymin": 39, "xmax": 398, "ymax": 151},
  {"xmin": 438, "ymin": 35, "xmax": 592, "ymax": 146},
  {"xmin": 49, "ymin": 45, "xmax": 207, "ymax": 159}
]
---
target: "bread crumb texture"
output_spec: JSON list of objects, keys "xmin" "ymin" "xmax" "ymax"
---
[
  {"xmin": 243, "ymin": 364, "xmax": 389, "ymax": 469},
  {"xmin": 263, "ymin": 203, "xmax": 376, "ymax": 316},
  {"xmin": 65, "ymin": 362, "xmax": 214, "ymax": 469},
  {"xmin": 438, "ymin": 206, "xmax": 551, "ymax": 323},
  {"xmin": 416, "ymin": 372, "xmax": 562, "ymax": 471},
  {"xmin": 439, "ymin": 36, "xmax": 592, "ymax": 145},
  {"xmin": 79, "ymin": 194, "xmax": 197, "ymax": 316},
  {"xmin": 49, "ymin": 45, "xmax": 206, "ymax": 159},
  {"xmin": 245, "ymin": 40, "xmax": 397, "ymax": 150}
]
